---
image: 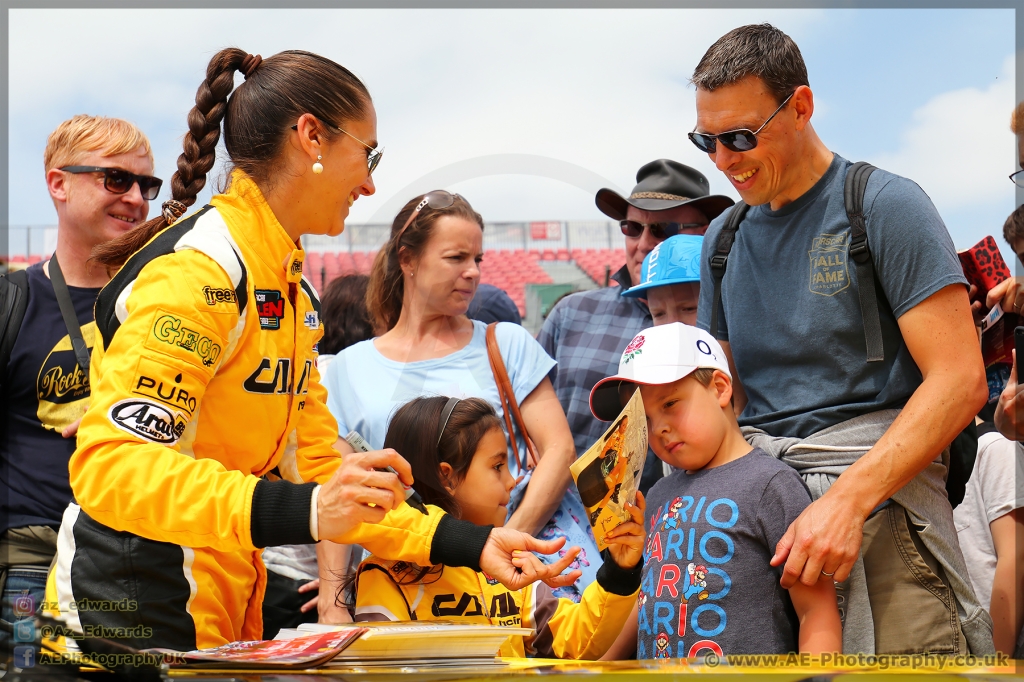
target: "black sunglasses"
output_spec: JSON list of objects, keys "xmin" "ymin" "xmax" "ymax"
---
[
  {"xmin": 620, "ymin": 220, "xmax": 706, "ymax": 240},
  {"xmin": 60, "ymin": 166, "xmax": 162, "ymax": 201},
  {"xmin": 688, "ymin": 92, "xmax": 795, "ymax": 154}
]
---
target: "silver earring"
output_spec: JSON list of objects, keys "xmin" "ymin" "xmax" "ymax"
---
[{"xmin": 312, "ymin": 155, "xmax": 323, "ymax": 174}]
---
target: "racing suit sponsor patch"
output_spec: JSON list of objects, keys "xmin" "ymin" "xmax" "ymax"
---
[
  {"xmin": 255, "ymin": 290, "xmax": 284, "ymax": 330},
  {"xmin": 145, "ymin": 310, "xmax": 223, "ymax": 370},
  {"xmin": 130, "ymin": 356, "xmax": 203, "ymax": 416},
  {"xmin": 108, "ymin": 398, "xmax": 188, "ymax": 444},
  {"xmin": 202, "ymin": 286, "xmax": 237, "ymax": 306}
]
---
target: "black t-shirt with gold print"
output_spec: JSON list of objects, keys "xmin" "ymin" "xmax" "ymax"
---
[{"xmin": 2, "ymin": 260, "xmax": 99, "ymax": 533}]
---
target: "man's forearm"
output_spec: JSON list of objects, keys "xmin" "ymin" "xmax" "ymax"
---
[{"xmin": 825, "ymin": 371, "xmax": 986, "ymax": 515}]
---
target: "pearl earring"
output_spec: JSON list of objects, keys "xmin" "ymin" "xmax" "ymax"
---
[{"xmin": 312, "ymin": 155, "xmax": 323, "ymax": 175}]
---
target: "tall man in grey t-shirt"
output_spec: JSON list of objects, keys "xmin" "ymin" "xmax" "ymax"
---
[{"xmin": 690, "ymin": 24, "xmax": 991, "ymax": 654}]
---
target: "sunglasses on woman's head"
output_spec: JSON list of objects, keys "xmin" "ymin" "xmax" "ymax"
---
[
  {"xmin": 688, "ymin": 91, "xmax": 795, "ymax": 154},
  {"xmin": 60, "ymin": 166, "xmax": 163, "ymax": 201},
  {"xmin": 619, "ymin": 220, "xmax": 706, "ymax": 240},
  {"xmin": 397, "ymin": 190, "xmax": 461, "ymax": 241}
]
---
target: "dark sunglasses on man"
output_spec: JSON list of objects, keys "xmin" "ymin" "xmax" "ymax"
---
[
  {"xmin": 60, "ymin": 166, "xmax": 163, "ymax": 201},
  {"xmin": 688, "ymin": 91, "xmax": 795, "ymax": 155},
  {"xmin": 619, "ymin": 220, "xmax": 706, "ymax": 240}
]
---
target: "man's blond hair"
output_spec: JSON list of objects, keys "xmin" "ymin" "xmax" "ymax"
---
[
  {"xmin": 1011, "ymin": 102, "xmax": 1024, "ymax": 135},
  {"xmin": 43, "ymin": 115, "xmax": 152, "ymax": 172}
]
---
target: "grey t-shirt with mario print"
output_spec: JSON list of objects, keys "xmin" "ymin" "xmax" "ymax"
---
[{"xmin": 637, "ymin": 449, "xmax": 811, "ymax": 658}]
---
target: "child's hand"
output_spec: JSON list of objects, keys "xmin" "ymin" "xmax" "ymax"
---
[{"xmin": 604, "ymin": 490, "xmax": 646, "ymax": 570}]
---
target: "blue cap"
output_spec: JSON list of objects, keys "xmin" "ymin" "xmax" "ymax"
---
[{"xmin": 622, "ymin": 234, "xmax": 703, "ymax": 298}]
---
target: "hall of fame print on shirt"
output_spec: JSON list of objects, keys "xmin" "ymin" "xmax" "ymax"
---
[{"xmin": 637, "ymin": 449, "xmax": 812, "ymax": 659}]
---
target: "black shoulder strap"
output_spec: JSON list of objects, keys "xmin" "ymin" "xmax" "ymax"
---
[
  {"xmin": 708, "ymin": 201, "xmax": 750, "ymax": 339},
  {"xmin": 0, "ymin": 269, "xmax": 30, "ymax": 386},
  {"xmin": 844, "ymin": 161, "xmax": 884, "ymax": 362},
  {"xmin": 355, "ymin": 563, "xmax": 417, "ymax": 620},
  {"xmin": 48, "ymin": 254, "xmax": 91, "ymax": 373}
]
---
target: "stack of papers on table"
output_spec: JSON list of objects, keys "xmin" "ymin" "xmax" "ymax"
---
[
  {"xmin": 275, "ymin": 621, "xmax": 532, "ymax": 666},
  {"xmin": 155, "ymin": 628, "xmax": 365, "ymax": 669}
]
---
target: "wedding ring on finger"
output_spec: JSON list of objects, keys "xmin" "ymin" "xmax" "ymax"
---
[{"xmin": 821, "ymin": 569, "xmax": 836, "ymax": 577}]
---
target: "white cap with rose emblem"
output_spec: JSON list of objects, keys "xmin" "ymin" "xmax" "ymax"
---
[{"xmin": 589, "ymin": 322, "xmax": 731, "ymax": 421}]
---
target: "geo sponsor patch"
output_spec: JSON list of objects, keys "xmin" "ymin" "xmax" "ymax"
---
[
  {"xmin": 108, "ymin": 398, "xmax": 188, "ymax": 445},
  {"xmin": 144, "ymin": 309, "xmax": 223, "ymax": 370}
]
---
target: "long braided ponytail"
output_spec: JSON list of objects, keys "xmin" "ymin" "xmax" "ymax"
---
[{"xmin": 93, "ymin": 48, "xmax": 371, "ymax": 267}]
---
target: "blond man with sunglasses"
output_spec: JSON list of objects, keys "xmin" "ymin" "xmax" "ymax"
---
[{"xmin": 0, "ymin": 115, "xmax": 158, "ymax": 638}]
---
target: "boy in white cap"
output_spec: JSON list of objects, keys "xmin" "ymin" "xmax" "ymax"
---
[
  {"xmin": 591, "ymin": 323, "xmax": 841, "ymax": 658},
  {"xmin": 622, "ymin": 234, "xmax": 703, "ymax": 327}
]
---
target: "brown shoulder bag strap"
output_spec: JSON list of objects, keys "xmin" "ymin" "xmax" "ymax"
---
[{"xmin": 485, "ymin": 322, "xmax": 538, "ymax": 472}]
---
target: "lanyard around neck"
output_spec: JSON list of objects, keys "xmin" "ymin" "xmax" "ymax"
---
[{"xmin": 48, "ymin": 254, "xmax": 91, "ymax": 372}]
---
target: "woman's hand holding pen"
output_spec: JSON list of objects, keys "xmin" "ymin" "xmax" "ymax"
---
[{"xmin": 317, "ymin": 448, "xmax": 413, "ymax": 540}]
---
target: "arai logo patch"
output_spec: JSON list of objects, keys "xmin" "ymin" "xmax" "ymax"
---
[{"xmin": 108, "ymin": 399, "xmax": 187, "ymax": 444}]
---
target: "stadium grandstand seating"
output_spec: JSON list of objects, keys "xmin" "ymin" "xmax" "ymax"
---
[{"xmin": 303, "ymin": 247, "xmax": 626, "ymax": 315}]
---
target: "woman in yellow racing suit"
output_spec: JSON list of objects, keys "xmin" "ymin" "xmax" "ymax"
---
[{"xmin": 44, "ymin": 48, "xmax": 576, "ymax": 652}]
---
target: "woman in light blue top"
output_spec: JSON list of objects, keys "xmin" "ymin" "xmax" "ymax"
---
[{"xmin": 322, "ymin": 191, "xmax": 600, "ymax": 600}]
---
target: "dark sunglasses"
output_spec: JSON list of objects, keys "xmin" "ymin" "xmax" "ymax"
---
[
  {"xmin": 60, "ymin": 166, "xmax": 162, "ymax": 201},
  {"xmin": 290, "ymin": 119, "xmax": 383, "ymax": 175},
  {"xmin": 397, "ymin": 190, "xmax": 461, "ymax": 241},
  {"xmin": 619, "ymin": 220, "xmax": 706, "ymax": 240},
  {"xmin": 688, "ymin": 91, "xmax": 795, "ymax": 154}
]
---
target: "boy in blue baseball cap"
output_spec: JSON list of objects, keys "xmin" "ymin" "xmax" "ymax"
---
[{"xmin": 623, "ymin": 234, "xmax": 703, "ymax": 327}]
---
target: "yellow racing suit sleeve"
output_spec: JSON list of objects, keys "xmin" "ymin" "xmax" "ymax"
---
[
  {"xmin": 292, "ymin": 356, "xmax": 344, "ymax": 485},
  {"xmin": 69, "ymin": 251, "xmax": 263, "ymax": 552},
  {"xmin": 527, "ymin": 553, "xmax": 641, "ymax": 660}
]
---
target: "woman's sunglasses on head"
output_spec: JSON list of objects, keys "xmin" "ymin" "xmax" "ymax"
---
[
  {"xmin": 60, "ymin": 166, "xmax": 163, "ymax": 201},
  {"xmin": 398, "ymin": 190, "xmax": 461, "ymax": 240},
  {"xmin": 619, "ymin": 220, "xmax": 705, "ymax": 240},
  {"xmin": 688, "ymin": 91, "xmax": 795, "ymax": 154}
]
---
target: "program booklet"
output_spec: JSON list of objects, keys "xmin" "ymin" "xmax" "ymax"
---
[
  {"xmin": 154, "ymin": 628, "xmax": 366, "ymax": 669},
  {"xmin": 570, "ymin": 386, "xmax": 649, "ymax": 551}
]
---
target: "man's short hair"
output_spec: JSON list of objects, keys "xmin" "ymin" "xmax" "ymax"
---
[
  {"xmin": 43, "ymin": 114, "xmax": 152, "ymax": 172},
  {"xmin": 691, "ymin": 23, "xmax": 808, "ymax": 104},
  {"xmin": 1011, "ymin": 102, "xmax": 1024, "ymax": 135},
  {"xmin": 1003, "ymin": 203, "xmax": 1024, "ymax": 245}
]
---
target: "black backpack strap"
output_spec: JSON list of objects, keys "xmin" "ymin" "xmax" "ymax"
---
[
  {"xmin": 0, "ymin": 269, "xmax": 30, "ymax": 387},
  {"xmin": 48, "ymin": 254, "xmax": 91, "ymax": 373},
  {"xmin": 844, "ymin": 162, "xmax": 884, "ymax": 362},
  {"xmin": 708, "ymin": 202, "xmax": 750, "ymax": 339}
]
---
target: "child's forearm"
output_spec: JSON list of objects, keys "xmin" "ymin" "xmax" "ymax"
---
[
  {"xmin": 790, "ymin": 580, "xmax": 842, "ymax": 655},
  {"xmin": 797, "ymin": 604, "xmax": 843, "ymax": 654},
  {"xmin": 990, "ymin": 555, "xmax": 1023, "ymax": 655}
]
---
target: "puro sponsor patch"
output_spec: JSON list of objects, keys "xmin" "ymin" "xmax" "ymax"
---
[
  {"xmin": 255, "ymin": 290, "xmax": 285, "ymax": 330},
  {"xmin": 108, "ymin": 398, "xmax": 188, "ymax": 444},
  {"xmin": 145, "ymin": 311, "xmax": 223, "ymax": 369},
  {"xmin": 131, "ymin": 356, "xmax": 203, "ymax": 416}
]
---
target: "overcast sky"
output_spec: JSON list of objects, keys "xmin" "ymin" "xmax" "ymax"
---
[{"xmin": 8, "ymin": 8, "xmax": 1019, "ymax": 262}]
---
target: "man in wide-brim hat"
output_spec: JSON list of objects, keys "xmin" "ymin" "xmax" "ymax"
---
[{"xmin": 538, "ymin": 159, "xmax": 732, "ymax": 494}]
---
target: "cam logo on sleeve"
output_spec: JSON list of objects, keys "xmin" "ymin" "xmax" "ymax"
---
[
  {"xmin": 255, "ymin": 289, "xmax": 285, "ymax": 330},
  {"xmin": 108, "ymin": 398, "xmax": 188, "ymax": 444}
]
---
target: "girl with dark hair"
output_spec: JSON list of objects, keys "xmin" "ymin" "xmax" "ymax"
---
[
  {"xmin": 354, "ymin": 396, "xmax": 645, "ymax": 659},
  {"xmin": 44, "ymin": 49, "xmax": 578, "ymax": 651},
  {"xmin": 325, "ymin": 191, "xmax": 603, "ymax": 602}
]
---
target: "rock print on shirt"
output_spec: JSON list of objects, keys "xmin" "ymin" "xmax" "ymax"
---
[
  {"xmin": 638, "ymin": 494, "xmax": 738, "ymax": 659},
  {"xmin": 36, "ymin": 323, "xmax": 96, "ymax": 432}
]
